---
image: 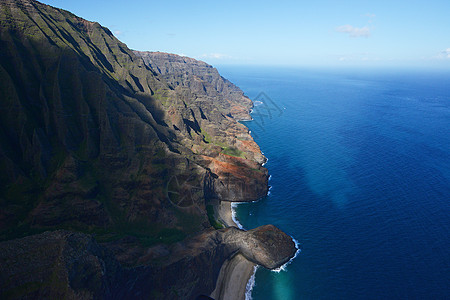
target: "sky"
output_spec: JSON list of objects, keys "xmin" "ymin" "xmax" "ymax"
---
[{"xmin": 42, "ymin": 0, "xmax": 450, "ymax": 68}]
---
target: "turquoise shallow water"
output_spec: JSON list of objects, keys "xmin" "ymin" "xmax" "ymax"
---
[{"xmin": 218, "ymin": 67, "xmax": 450, "ymax": 299}]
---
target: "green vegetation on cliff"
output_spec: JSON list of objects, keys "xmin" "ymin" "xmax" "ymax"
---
[
  {"xmin": 222, "ymin": 146, "xmax": 245, "ymax": 158},
  {"xmin": 206, "ymin": 204, "xmax": 224, "ymax": 229}
]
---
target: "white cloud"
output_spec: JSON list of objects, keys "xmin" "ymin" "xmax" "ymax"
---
[
  {"xmin": 337, "ymin": 53, "xmax": 380, "ymax": 62},
  {"xmin": 336, "ymin": 25, "xmax": 371, "ymax": 38},
  {"xmin": 365, "ymin": 13, "xmax": 376, "ymax": 24},
  {"xmin": 199, "ymin": 53, "xmax": 231, "ymax": 59},
  {"xmin": 113, "ymin": 30, "xmax": 122, "ymax": 36},
  {"xmin": 437, "ymin": 48, "xmax": 450, "ymax": 59}
]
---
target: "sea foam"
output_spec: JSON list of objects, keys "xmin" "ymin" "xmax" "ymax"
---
[
  {"xmin": 245, "ymin": 265, "xmax": 259, "ymax": 300},
  {"xmin": 262, "ymin": 157, "xmax": 268, "ymax": 166},
  {"xmin": 231, "ymin": 202, "xmax": 244, "ymax": 229}
]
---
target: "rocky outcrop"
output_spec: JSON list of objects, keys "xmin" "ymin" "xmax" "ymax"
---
[
  {"xmin": 223, "ymin": 225, "xmax": 297, "ymax": 269},
  {"xmin": 202, "ymin": 154, "xmax": 269, "ymax": 202},
  {"xmin": 0, "ymin": 228, "xmax": 296, "ymax": 299}
]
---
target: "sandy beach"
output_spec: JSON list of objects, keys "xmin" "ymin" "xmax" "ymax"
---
[
  {"xmin": 211, "ymin": 200, "xmax": 257, "ymax": 300},
  {"xmin": 216, "ymin": 200, "xmax": 237, "ymax": 228}
]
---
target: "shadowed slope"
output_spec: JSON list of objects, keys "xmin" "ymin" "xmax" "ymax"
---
[{"xmin": 0, "ymin": 1, "xmax": 295, "ymax": 299}]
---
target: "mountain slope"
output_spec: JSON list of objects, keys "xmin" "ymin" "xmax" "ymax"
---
[
  {"xmin": 0, "ymin": 0, "xmax": 267, "ymax": 242},
  {"xmin": 0, "ymin": 1, "xmax": 296, "ymax": 299}
]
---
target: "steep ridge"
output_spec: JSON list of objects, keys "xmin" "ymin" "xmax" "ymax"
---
[
  {"xmin": 0, "ymin": 0, "xmax": 189, "ymax": 237},
  {"xmin": 0, "ymin": 0, "xmax": 296, "ymax": 299},
  {"xmin": 136, "ymin": 51, "xmax": 254, "ymax": 121},
  {"xmin": 137, "ymin": 51, "xmax": 269, "ymax": 202}
]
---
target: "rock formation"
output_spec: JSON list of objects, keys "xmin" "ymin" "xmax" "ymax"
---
[
  {"xmin": 0, "ymin": 0, "xmax": 297, "ymax": 299},
  {"xmin": 0, "ymin": 227, "xmax": 296, "ymax": 299}
]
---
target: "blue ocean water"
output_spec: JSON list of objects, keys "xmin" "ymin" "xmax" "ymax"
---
[{"xmin": 218, "ymin": 66, "xmax": 450, "ymax": 299}]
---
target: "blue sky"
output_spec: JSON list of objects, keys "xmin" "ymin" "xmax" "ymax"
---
[{"xmin": 43, "ymin": 0, "xmax": 450, "ymax": 68}]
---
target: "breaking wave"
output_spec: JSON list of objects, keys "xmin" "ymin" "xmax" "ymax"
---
[
  {"xmin": 245, "ymin": 265, "xmax": 259, "ymax": 300},
  {"xmin": 231, "ymin": 202, "xmax": 244, "ymax": 229}
]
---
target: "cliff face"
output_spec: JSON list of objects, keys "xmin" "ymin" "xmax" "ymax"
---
[
  {"xmin": 0, "ymin": 0, "xmax": 266, "ymax": 241},
  {"xmin": 0, "ymin": 228, "xmax": 297, "ymax": 299},
  {"xmin": 135, "ymin": 51, "xmax": 254, "ymax": 121},
  {"xmin": 1, "ymin": 0, "xmax": 189, "ymax": 237},
  {"xmin": 0, "ymin": 0, "xmax": 295, "ymax": 299},
  {"xmin": 136, "ymin": 51, "xmax": 268, "ymax": 201}
]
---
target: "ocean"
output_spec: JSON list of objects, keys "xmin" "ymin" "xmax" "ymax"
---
[{"xmin": 218, "ymin": 66, "xmax": 450, "ymax": 299}]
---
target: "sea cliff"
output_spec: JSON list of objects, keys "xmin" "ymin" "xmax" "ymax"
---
[{"xmin": 0, "ymin": 0, "xmax": 296, "ymax": 299}]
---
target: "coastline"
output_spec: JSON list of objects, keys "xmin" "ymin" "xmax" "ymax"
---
[{"xmin": 211, "ymin": 201, "xmax": 257, "ymax": 300}]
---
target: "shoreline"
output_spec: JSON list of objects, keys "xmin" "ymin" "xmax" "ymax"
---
[{"xmin": 211, "ymin": 200, "xmax": 257, "ymax": 300}]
